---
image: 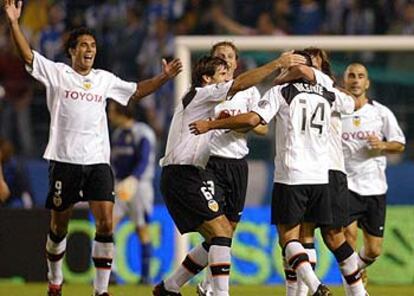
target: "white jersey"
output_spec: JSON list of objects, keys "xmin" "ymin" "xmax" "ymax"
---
[
  {"xmin": 209, "ymin": 87, "xmax": 261, "ymax": 159},
  {"xmin": 160, "ymin": 81, "xmax": 233, "ymax": 169},
  {"xmin": 342, "ymin": 100, "xmax": 405, "ymax": 195},
  {"xmin": 313, "ymin": 69, "xmax": 355, "ymax": 173},
  {"xmin": 253, "ymin": 81, "xmax": 345, "ymax": 185},
  {"xmin": 26, "ymin": 51, "xmax": 137, "ymax": 165}
]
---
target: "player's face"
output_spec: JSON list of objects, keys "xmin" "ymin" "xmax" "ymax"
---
[
  {"xmin": 212, "ymin": 46, "xmax": 237, "ymax": 80},
  {"xmin": 210, "ymin": 65, "xmax": 229, "ymax": 84},
  {"xmin": 344, "ymin": 64, "xmax": 370, "ymax": 97},
  {"xmin": 71, "ymin": 35, "xmax": 97, "ymax": 72}
]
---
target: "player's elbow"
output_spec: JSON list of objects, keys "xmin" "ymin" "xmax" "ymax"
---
[
  {"xmin": 246, "ymin": 113, "xmax": 262, "ymax": 128},
  {"xmin": 396, "ymin": 143, "xmax": 405, "ymax": 153}
]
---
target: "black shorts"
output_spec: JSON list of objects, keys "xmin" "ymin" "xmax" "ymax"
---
[
  {"xmin": 326, "ymin": 170, "xmax": 349, "ymax": 228},
  {"xmin": 46, "ymin": 161, "xmax": 115, "ymax": 211},
  {"xmin": 160, "ymin": 165, "xmax": 224, "ymax": 234},
  {"xmin": 347, "ymin": 190, "xmax": 386, "ymax": 237},
  {"xmin": 271, "ymin": 183, "xmax": 331, "ymax": 226},
  {"xmin": 204, "ymin": 156, "xmax": 248, "ymax": 222}
]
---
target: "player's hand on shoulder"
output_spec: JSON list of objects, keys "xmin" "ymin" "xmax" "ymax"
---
[
  {"xmin": 4, "ymin": 0, "xmax": 23, "ymax": 24},
  {"xmin": 162, "ymin": 58, "xmax": 183, "ymax": 79},
  {"xmin": 189, "ymin": 120, "xmax": 210, "ymax": 135},
  {"xmin": 277, "ymin": 51, "xmax": 307, "ymax": 69},
  {"xmin": 115, "ymin": 176, "xmax": 139, "ymax": 201}
]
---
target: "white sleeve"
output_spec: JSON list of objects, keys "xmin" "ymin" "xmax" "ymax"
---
[
  {"xmin": 381, "ymin": 106, "xmax": 406, "ymax": 144},
  {"xmin": 25, "ymin": 50, "xmax": 60, "ymax": 86},
  {"xmin": 247, "ymin": 87, "xmax": 262, "ymax": 111},
  {"xmin": 107, "ymin": 73, "xmax": 138, "ymax": 106},
  {"xmin": 312, "ymin": 68, "xmax": 334, "ymax": 88},
  {"xmin": 332, "ymin": 88, "xmax": 355, "ymax": 115},
  {"xmin": 251, "ymin": 86, "xmax": 281, "ymax": 123},
  {"xmin": 205, "ymin": 80, "xmax": 234, "ymax": 102}
]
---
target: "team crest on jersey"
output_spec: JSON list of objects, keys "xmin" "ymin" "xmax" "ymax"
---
[
  {"xmin": 353, "ymin": 116, "xmax": 361, "ymax": 127},
  {"xmin": 53, "ymin": 195, "xmax": 62, "ymax": 207},
  {"xmin": 208, "ymin": 200, "xmax": 219, "ymax": 212},
  {"xmin": 258, "ymin": 100, "xmax": 269, "ymax": 109},
  {"xmin": 83, "ymin": 79, "xmax": 92, "ymax": 90}
]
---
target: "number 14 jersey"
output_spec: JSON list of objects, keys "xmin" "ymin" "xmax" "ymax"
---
[{"xmin": 252, "ymin": 81, "xmax": 352, "ymax": 185}]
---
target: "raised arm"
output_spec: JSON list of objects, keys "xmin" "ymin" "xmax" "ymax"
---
[
  {"xmin": 4, "ymin": 0, "xmax": 33, "ymax": 65},
  {"xmin": 228, "ymin": 53, "xmax": 306, "ymax": 97},
  {"xmin": 133, "ymin": 58, "xmax": 182, "ymax": 100},
  {"xmin": 273, "ymin": 65, "xmax": 316, "ymax": 85}
]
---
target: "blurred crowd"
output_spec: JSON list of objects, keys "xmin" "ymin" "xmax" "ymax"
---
[{"xmin": 0, "ymin": 0, "xmax": 414, "ymax": 161}]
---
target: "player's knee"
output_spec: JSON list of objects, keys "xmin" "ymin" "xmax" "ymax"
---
[
  {"xmin": 50, "ymin": 223, "xmax": 68, "ymax": 238},
  {"xmin": 95, "ymin": 217, "xmax": 113, "ymax": 235},
  {"xmin": 322, "ymin": 228, "xmax": 344, "ymax": 250},
  {"xmin": 365, "ymin": 244, "xmax": 382, "ymax": 258}
]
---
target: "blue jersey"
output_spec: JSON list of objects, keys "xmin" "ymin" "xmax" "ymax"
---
[{"xmin": 111, "ymin": 122, "xmax": 156, "ymax": 181}]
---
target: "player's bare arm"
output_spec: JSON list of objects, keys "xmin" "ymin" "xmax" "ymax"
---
[
  {"xmin": 367, "ymin": 136, "xmax": 405, "ymax": 154},
  {"xmin": 3, "ymin": 0, "xmax": 33, "ymax": 65},
  {"xmin": 273, "ymin": 64, "xmax": 316, "ymax": 85},
  {"xmin": 133, "ymin": 58, "xmax": 182, "ymax": 100},
  {"xmin": 233, "ymin": 123, "xmax": 268, "ymax": 135},
  {"xmin": 189, "ymin": 112, "xmax": 262, "ymax": 135},
  {"xmin": 228, "ymin": 52, "xmax": 306, "ymax": 97}
]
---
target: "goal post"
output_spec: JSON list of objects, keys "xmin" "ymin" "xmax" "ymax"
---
[
  {"xmin": 175, "ymin": 35, "xmax": 414, "ymax": 105},
  {"xmin": 171, "ymin": 35, "xmax": 414, "ymax": 267}
]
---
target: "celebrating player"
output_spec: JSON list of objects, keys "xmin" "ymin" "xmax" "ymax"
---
[
  {"xmin": 189, "ymin": 52, "xmax": 338, "ymax": 296},
  {"xmin": 154, "ymin": 51, "xmax": 305, "ymax": 296},
  {"xmin": 3, "ymin": 1, "xmax": 182, "ymax": 295},
  {"xmin": 274, "ymin": 48, "xmax": 366, "ymax": 296},
  {"xmin": 342, "ymin": 63, "xmax": 405, "ymax": 292},
  {"xmin": 196, "ymin": 41, "xmax": 268, "ymax": 296}
]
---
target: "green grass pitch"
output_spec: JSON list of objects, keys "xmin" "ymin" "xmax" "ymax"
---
[{"xmin": 0, "ymin": 283, "xmax": 413, "ymax": 296}]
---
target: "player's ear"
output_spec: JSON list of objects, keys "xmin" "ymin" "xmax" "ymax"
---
[
  {"xmin": 68, "ymin": 48, "xmax": 76, "ymax": 59},
  {"xmin": 202, "ymin": 74, "xmax": 211, "ymax": 85},
  {"xmin": 366, "ymin": 79, "xmax": 370, "ymax": 91}
]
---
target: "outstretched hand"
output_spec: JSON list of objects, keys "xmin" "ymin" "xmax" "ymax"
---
[
  {"xmin": 3, "ymin": 0, "xmax": 22, "ymax": 24},
  {"xmin": 162, "ymin": 58, "xmax": 183, "ymax": 79},
  {"xmin": 189, "ymin": 120, "xmax": 211, "ymax": 135}
]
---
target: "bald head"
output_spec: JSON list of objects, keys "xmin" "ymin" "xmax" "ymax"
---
[{"xmin": 344, "ymin": 63, "xmax": 370, "ymax": 98}]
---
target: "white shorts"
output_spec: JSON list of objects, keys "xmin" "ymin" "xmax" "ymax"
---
[{"xmin": 114, "ymin": 180, "xmax": 154, "ymax": 227}]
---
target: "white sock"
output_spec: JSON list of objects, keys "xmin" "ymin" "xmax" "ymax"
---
[
  {"xmin": 92, "ymin": 235, "xmax": 114, "ymax": 294},
  {"xmin": 296, "ymin": 244, "xmax": 316, "ymax": 296},
  {"xmin": 342, "ymin": 275, "xmax": 352, "ymax": 296},
  {"xmin": 285, "ymin": 241, "xmax": 321, "ymax": 294},
  {"xmin": 46, "ymin": 232, "xmax": 67, "ymax": 285},
  {"xmin": 283, "ymin": 257, "xmax": 297, "ymax": 296},
  {"xmin": 209, "ymin": 237, "xmax": 232, "ymax": 296},
  {"xmin": 201, "ymin": 261, "xmax": 213, "ymax": 291},
  {"xmin": 165, "ymin": 242, "xmax": 209, "ymax": 292},
  {"xmin": 357, "ymin": 247, "xmax": 376, "ymax": 269},
  {"xmin": 334, "ymin": 242, "xmax": 366, "ymax": 296}
]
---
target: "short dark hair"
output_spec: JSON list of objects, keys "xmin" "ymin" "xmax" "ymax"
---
[
  {"xmin": 210, "ymin": 41, "xmax": 239, "ymax": 60},
  {"xmin": 293, "ymin": 50, "xmax": 313, "ymax": 67},
  {"xmin": 65, "ymin": 27, "xmax": 96, "ymax": 58},
  {"xmin": 192, "ymin": 56, "xmax": 228, "ymax": 87}
]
